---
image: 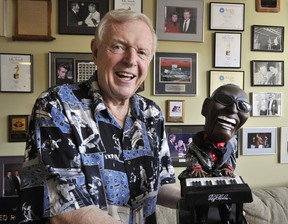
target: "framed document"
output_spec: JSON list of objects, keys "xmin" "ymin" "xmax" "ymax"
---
[
  {"xmin": 256, "ymin": 0, "xmax": 280, "ymax": 13},
  {"xmin": 12, "ymin": 0, "xmax": 55, "ymax": 41},
  {"xmin": 166, "ymin": 100, "xmax": 185, "ymax": 123},
  {"xmin": 210, "ymin": 2, "xmax": 245, "ymax": 31},
  {"xmin": 0, "ymin": 53, "xmax": 33, "ymax": 93},
  {"xmin": 113, "ymin": 0, "xmax": 143, "ymax": 12},
  {"xmin": 214, "ymin": 32, "xmax": 242, "ymax": 68}
]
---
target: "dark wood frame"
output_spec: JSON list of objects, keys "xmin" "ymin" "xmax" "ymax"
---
[
  {"xmin": 256, "ymin": 0, "xmax": 280, "ymax": 13},
  {"xmin": 59, "ymin": 0, "xmax": 109, "ymax": 35}
]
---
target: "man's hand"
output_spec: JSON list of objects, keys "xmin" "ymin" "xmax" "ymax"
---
[
  {"xmin": 191, "ymin": 167, "xmax": 207, "ymax": 177},
  {"xmin": 221, "ymin": 168, "xmax": 235, "ymax": 177}
]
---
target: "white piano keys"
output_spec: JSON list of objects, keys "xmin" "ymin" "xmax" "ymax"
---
[{"xmin": 185, "ymin": 175, "xmax": 245, "ymax": 187}]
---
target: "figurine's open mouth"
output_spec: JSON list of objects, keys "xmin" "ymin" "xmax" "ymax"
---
[{"xmin": 217, "ymin": 116, "xmax": 236, "ymax": 130}]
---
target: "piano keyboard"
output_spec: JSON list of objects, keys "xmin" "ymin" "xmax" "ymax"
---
[{"xmin": 185, "ymin": 175, "xmax": 245, "ymax": 187}]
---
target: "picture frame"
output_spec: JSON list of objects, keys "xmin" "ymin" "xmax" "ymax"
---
[
  {"xmin": 113, "ymin": 0, "xmax": 143, "ymax": 12},
  {"xmin": 8, "ymin": 115, "xmax": 29, "ymax": 142},
  {"xmin": 256, "ymin": 0, "xmax": 280, "ymax": 13},
  {"xmin": 0, "ymin": 156, "xmax": 23, "ymax": 197},
  {"xmin": 252, "ymin": 92, "xmax": 282, "ymax": 117},
  {"xmin": 153, "ymin": 52, "xmax": 197, "ymax": 96},
  {"xmin": 242, "ymin": 127, "xmax": 276, "ymax": 155},
  {"xmin": 209, "ymin": 70, "xmax": 244, "ymax": 96},
  {"xmin": 49, "ymin": 52, "xmax": 96, "ymax": 87},
  {"xmin": 58, "ymin": 0, "xmax": 109, "ymax": 35},
  {"xmin": 156, "ymin": 0, "xmax": 204, "ymax": 42},
  {"xmin": 0, "ymin": 0, "xmax": 7, "ymax": 37},
  {"xmin": 280, "ymin": 127, "xmax": 288, "ymax": 163},
  {"xmin": 214, "ymin": 32, "xmax": 242, "ymax": 68},
  {"xmin": 251, "ymin": 60, "xmax": 284, "ymax": 86},
  {"xmin": 165, "ymin": 125, "xmax": 204, "ymax": 167},
  {"xmin": 252, "ymin": 25, "xmax": 284, "ymax": 52},
  {"xmin": 166, "ymin": 100, "xmax": 185, "ymax": 123},
  {"xmin": 0, "ymin": 53, "xmax": 33, "ymax": 93},
  {"xmin": 209, "ymin": 2, "xmax": 245, "ymax": 31}
]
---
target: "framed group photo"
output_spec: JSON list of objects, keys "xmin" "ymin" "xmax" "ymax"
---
[
  {"xmin": 58, "ymin": 0, "xmax": 109, "ymax": 35},
  {"xmin": 0, "ymin": 53, "xmax": 33, "ymax": 93},
  {"xmin": 242, "ymin": 127, "xmax": 276, "ymax": 155},
  {"xmin": 252, "ymin": 25, "xmax": 284, "ymax": 52},
  {"xmin": 252, "ymin": 92, "xmax": 282, "ymax": 117},
  {"xmin": 209, "ymin": 70, "xmax": 244, "ymax": 96},
  {"xmin": 156, "ymin": 0, "xmax": 204, "ymax": 42},
  {"xmin": 154, "ymin": 52, "xmax": 197, "ymax": 96},
  {"xmin": 49, "ymin": 52, "xmax": 96, "ymax": 87},
  {"xmin": 251, "ymin": 60, "xmax": 284, "ymax": 86},
  {"xmin": 166, "ymin": 125, "xmax": 204, "ymax": 166},
  {"xmin": 209, "ymin": 2, "xmax": 245, "ymax": 31},
  {"xmin": 214, "ymin": 32, "xmax": 242, "ymax": 68}
]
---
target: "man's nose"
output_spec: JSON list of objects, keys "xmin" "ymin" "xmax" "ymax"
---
[{"xmin": 123, "ymin": 48, "xmax": 138, "ymax": 66}]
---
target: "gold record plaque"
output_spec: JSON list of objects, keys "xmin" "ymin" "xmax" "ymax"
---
[{"xmin": 12, "ymin": 0, "xmax": 55, "ymax": 41}]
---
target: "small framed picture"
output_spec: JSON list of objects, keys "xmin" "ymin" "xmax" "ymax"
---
[
  {"xmin": 242, "ymin": 127, "xmax": 276, "ymax": 155},
  {"xmin": 252, "ymin": 92, "xmax": 282, "ymax": 117},
  {"xmin": 156, "ymin": 0, "xmax": 204, "ymax": 42},
  {"xmin": 165, "ymin": 125, "xmax": 204, "ymax": 167},
  {"xmin": 0, "ymin": 53, "xmax": 33, "ymax": 93},
  {"xmin": 0, "ymin": 156, "xmax": 23, "ymax": 197},
  {"xmin": 256, "ymin": 0, "xmax": 280, "ymax": 13},
  {"xmin": 8, "ymin": 115, "xmax": 29, "ymax": 142},
  {"xmin": 113, "ymin": 0, "xmax": 142, "ymax": 12},
  {"xmin": 49, "ymin": 52, "xmax": 96, "ymax": 87},
  {"xmin": 58, "ymin": 0, "xmax": 109, "ymax": 35},
  {"xmin": 209, "ymin": 70, "xmax": 244, "ymax": 96},
  {"xmin": 252, "ymin": 25, "xmax": 284, "ymax": 52},
  {"xmin": 251, "ymin": 60, "xmax": 284, "ymax": 86},
  {"xmin": 166, "ymin": 100, "xmax": 185, "ymax": 123},
  {"xmin": 280, "ymin": 127, "xmax": 288, "ymax": 163},
  {"xmin": 214, "ymin": 32, "xmax": 242, "ymax": 68},
  {"xmin": 153, "ymin": 52, "xmax": 197, "ymax": 96},
  {"xmin": 209, "ymin": 2, "xmax": 245, "ymax": 31}
]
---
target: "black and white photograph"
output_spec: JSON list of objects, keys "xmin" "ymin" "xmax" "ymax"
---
[
  {"xmin": 252, "ymin": 25, "xmax": 284, "ymax": 52},
  {"xmin": 251, "ymin": 60, "xmax": 284, "ymax": 86},
  {"xmin": 252, "ymin": 92, "xmax": 282, "ymax": 117}
]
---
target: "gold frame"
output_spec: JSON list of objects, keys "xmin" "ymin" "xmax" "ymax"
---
[
  {"xmin": 8, "ymin": 115, "xmax": 29, "ymax": 142},
  {"xmin": 256, "ymin": 0, "xmax": 280, "ymax": 13},
  {"xmin": 166, "ymin": 100, "xmax": 185, "ymax": 123}
]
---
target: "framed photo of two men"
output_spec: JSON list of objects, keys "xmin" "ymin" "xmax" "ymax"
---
[{"xmin": 59, "ymin": 0, "xmax": 109, "ymax": 35}]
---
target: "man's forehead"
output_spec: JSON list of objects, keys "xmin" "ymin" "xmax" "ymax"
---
[{"xmin": 215, "ymin": 86, "xmax": 247, "ymax": 98}]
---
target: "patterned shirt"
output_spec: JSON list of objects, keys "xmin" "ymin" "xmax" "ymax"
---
[{"xmin": 18, "ymin": 74, "xmax": 176, "ymax": 224}]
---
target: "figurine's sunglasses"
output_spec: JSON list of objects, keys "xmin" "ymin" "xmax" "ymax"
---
[{"xmin": 212, "ymin": 93, "xmax": 252, "ymax": 113}]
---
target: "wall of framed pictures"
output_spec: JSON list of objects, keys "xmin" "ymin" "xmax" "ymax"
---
[{"xmin": 1, "ymin": 0, "xmax": 288, "ymax": 189}]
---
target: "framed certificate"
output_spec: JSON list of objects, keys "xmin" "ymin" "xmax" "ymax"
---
[
  {"xmin": 214, "ymin": 32, "xmax": 242, "ymax": 68},
  {"xmin": 210, "ymin": 2, "xmax": 245, "ymax": 31},
  {"xmin": 113, "ymin": 0, "xmax": 143, "ymax": 12}
]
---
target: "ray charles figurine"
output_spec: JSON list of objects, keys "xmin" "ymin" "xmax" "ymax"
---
[{"xmin": 178, "ymin": 84, "xmax": 251, "ymax": 224}]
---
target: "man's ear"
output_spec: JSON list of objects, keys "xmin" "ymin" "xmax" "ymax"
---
[
  {"xmin": 201, "ymin": 98, "xmax": 211, "ymax": 116},
  {"xmin": 90, "ymin": 38, "xmax": 98, "ymax": 61}
]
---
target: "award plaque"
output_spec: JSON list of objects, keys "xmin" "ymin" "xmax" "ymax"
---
[{"xmin": 12, "ymin": 0, "xmax": 55, "ymax": 41}]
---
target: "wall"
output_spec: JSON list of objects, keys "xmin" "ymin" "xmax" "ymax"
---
[{"xmin": 0, "ymin": 0, "xmax": 288, "ymax": 188}]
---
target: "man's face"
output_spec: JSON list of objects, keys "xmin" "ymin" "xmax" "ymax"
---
[
  {"xmin": 58, "ymin": 67, "xmax": 68, "ymax": 79},
  {"xmin": 89, "ymin": 6, "xmax": 96, "ymax": 13},
  {"xmin": 183, "ymin": 12, "xmax": 191, "ymax": 20},
  {"xmin": 203, "ymin": 85, "xmax": 250, "ymax": 142},
  {"xmin": 92, "ymin": 21, "xmax": 153, "ymax": 101}
]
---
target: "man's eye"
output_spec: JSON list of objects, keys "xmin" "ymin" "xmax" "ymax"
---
[{"xmin": 111, "ymin": 44, "xmax": 125, "ymax": 53}]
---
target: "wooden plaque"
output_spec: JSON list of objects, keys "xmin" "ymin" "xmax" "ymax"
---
[{"xmin": 256, "ymin": 0, "xmax": 280, "ymax": 13}]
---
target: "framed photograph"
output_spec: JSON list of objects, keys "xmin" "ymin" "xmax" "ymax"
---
[
  {"xmin": 156, "ymin": 0, "xmax": 204, "ymax": 42},
  {"xmin": 256, "ymin": 0, "xmax": 280, "ymax": 13},
  {"xmin": 0, "ymin": 0, "xmax": 7, "ymax": 37},
  {"xmin": 209, "ymin": 2, "xmax": 245, "ymax": 31},
  {"xmin": 153, "ymin": 52, "xmax": 197, "ymax": 96},
  {"xmin": 251, "ymin": 60, "xmax": 284, "ymax": 86},
  {"xmin": 0, "ymin": 53, "xmax": 33, "ymax": 93},
  {"xmin": 58, "ymin": 0, "xmax": 109, "ymax": 35},
  {"xmin": 0, "ymin": 156, "xmax": 23, "ymax": 197},
  {"xmin": 166, "ymin": 100, "xmax": 185, "ymax": 123},
  {"xmin": 252, "ymin": 92, "xmax": 282, "ymax": 117},
  {"xmin": 252, "ymin": 25, "xmax": 284, "ymax": 52},
  {"xmin": 8, "ymin": 115, "xmax": 29, "ymax": 142},
  {"xmin": 214, "ymin": 32, "xmax": 242, "ymax": 68},
  {"xmin": 113, "ymin": 0, "xmax": 142, "ymax": 12},
  {"xmin": 242, "ymin": 127, "xmax": 276, "ymax": 155},
  {"xmin": 209, "ymin": 70, "xmax": 244, "ymax": 96},
  {"xmin": 166, "ymin": 125, "xmax": 204, "ymax": 167},
  {"xmin": 49, "ymin": 52, "xmax": 96, "ymax": 87},
  {"xmin": 280, "ymin": 127, "xmax": 288, "ymax": 163}
]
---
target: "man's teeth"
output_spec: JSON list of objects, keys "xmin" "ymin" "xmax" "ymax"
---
[
  {"xmin": 116, "ymin": 72, "xmax": 135, "ymax": 78},
  {"xmin": 218, "ymin": 116, "xmax": 236, "ymax": 125}
]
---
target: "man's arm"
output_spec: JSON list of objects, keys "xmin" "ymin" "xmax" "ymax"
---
[
  {"xmin": 50, "ymin": 205, "xmax": 121, "ymax": 224},
  {"xmin": 157, "ymin": 183, "xmax": 181, "ymax": 209}
]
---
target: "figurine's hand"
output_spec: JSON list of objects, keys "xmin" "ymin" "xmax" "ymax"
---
[
  {"xmin": 191, "ymin": 167, "xmax": 207, "ymax": 177},
  {"xmin": 221, "ymin": 168, "xmax": 235, "ymax": 177}
]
